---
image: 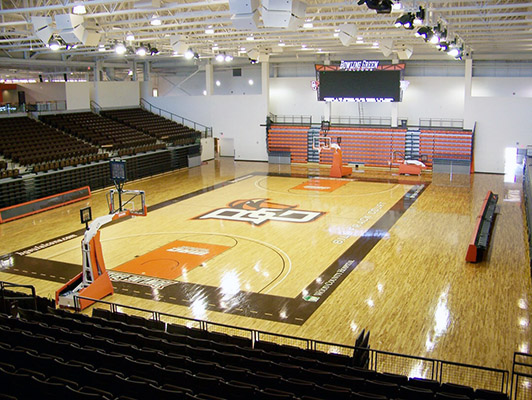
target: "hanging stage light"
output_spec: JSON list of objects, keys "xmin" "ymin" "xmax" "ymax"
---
[
  {"xmin": 415, "ymin": 26, "xmax": 431, "ymax": 40},
  {"xmin": 413, "ymin": 7, "xmax": 425, "ymax": 26},
  {"xmin": 357, "ymin": 0, "xmax": 393, "ymax": 14},
  {"xmin": 395, "ymin": 13, "xmax": 414, "ymax": 29}
]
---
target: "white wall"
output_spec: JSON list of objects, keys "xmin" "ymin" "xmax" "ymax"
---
[
  {"xmin": 158, "ymin": 66, "xmax": 262, "ymax": 97},
  {"xmin": 92, "ymin": 81, "xmax": 140, "ymax": 108},
  {"xmin": 465, "ymin": 78, "xmax": 532, "ymax": 173},
  {"xmin": 472, "ymin": 77, "xmax": 532, "ymax": 98},
  {"xmin": 270, "ymin": 77, "xmax": 324, "ymax": 122},
  {"xmin": 65, "ymin": 82, "xmax": 91, "ymax": 110},
  {"xmin": 399, "ymin": 77, "xmax": 465, "ymax": 123},
  {"xmin": 148, "ymin": 94, "xmax": 268, "ymax": 161},
  {"xmin": 17, "ymin": 83, "xmax": 66, "ymax": 103}
]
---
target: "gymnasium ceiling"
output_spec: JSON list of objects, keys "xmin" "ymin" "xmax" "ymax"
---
[{"xmin": 0, "ymin": 0, "xmax": 531, "ymax": 81}]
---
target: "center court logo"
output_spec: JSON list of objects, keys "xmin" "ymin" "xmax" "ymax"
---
[{"xmin": 194, "ymin": 198, "xmax": 325, "ymax": 226}]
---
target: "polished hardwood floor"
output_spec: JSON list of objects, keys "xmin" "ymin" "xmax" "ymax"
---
[{"xmin": 0, "ymin": 158, "xmax": 530, "ymax": 375}]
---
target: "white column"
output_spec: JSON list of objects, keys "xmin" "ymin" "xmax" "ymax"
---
[
  {"xmin": 206, "ymin": 60, "xmax": 214, "ymax": 96},
  {"xmin": 92, "ymin": 59, "xmax": 102, "ymax": 106},
  {"xmin": 464, "ymin": 58, "xmax": 473, "ymax": 129},
  {"xmin": 261, "ymin": 61, "xmax": 270, "ymax": 112},
  {"xmin": 391, "ymin": 58, "xmax": 399, "ymax": 127},
  {"xmin": 140, "ymin": 61, "xmax": 152, "ymax": 99}
]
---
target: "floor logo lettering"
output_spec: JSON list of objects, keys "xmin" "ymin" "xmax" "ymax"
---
[{"xmin": 194, "ymin": 198, "xmax": 325, "ymax": 226}]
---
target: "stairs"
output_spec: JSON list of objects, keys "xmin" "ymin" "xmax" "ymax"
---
[
  {"xmin": 404, "ymin": 130, "xmax": 420, "ymax": 161},
  {"xmin": 307, "ymin": 124, "xmax": 321, "ymax": 163}
]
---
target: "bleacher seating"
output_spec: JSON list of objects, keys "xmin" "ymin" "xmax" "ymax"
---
[
  {"xmin": 100, "ymin": 108, "xmax": 200, "ymax": 146},
  {"xmin": 267, "ymin": 125, "xmax": 310, "ymax": 163},
  {"xmin": 0, "ymin": 116, "xmax": 99, "ymax": 167},
  {"xmin": 0, "ymin": 288, "xmax": 510, "ymax": 400},
  {"xmin": 40, "ymin": 112, "xmax": 157, "ymax": 153}
]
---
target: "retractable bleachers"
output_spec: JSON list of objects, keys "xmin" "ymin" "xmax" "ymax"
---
[
  {"xmin": 40, "ymin": 112, "xmax": 157, "ymax": 153},
  {"xmin": 267, "ymin": 122, "xmax": 474, "ymax": 172},
  {"xmin": 319, "ymin": 127, "xmax": 406, "ymax": 167},
  {"xmin": 0, "ymin": 291, "xmax": 510, "ymax": 400},
  {"xmin": 0, "ymin": 116, "xmax": 99, "ymax": 168},
  {"xmin": 100, "ymin": 108, "xmax": 200, "ymax": 146},
  {"xmin": 267, "ymin": 124, "xmax": 310, "ymax": 163},
  {"xmin": 420, "ymin": 129, "xmax": 473, "ymax": 167}
]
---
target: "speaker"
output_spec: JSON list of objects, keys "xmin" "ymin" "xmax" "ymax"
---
[
  {"xmin": 31, "ymin": 16, "xmax": 53, "ymax": 44},
  {"xmin": 17, "ymin": 91, "xmax": 26, "ymax": 105},
  {"xmin": 64, "ymin": 73, "xmax": 68, "ymax": 82},
  {"xmin": 170, "ymin": 35, "xmax": 188, "ymax": 54},
  {"xmin": 261, "ymin": 9, "xmax": 291, "ymax": 28},
  {"xmin": 39, "ymin": 75, "xmax": 43, "ymax": 83},
  {"xmin": 380, "ymin": 39, "xmax": 394, "ymax": 57},
  {"xmin": 228, "ymin": 0, "xmax": 259, "ymax": 14},
  {"xmin": 338, "ymin": 24, "xmax": 357, "ymax": 46},
  {"xmin": 263, "ymin": 0, "xmax": 292, "ymax": 11},
  {"xmin": 55, "ymin": 14, "xmax": 85, "ymax": 43},
  {"xmin": 396, "ymin": 45, "xmax": 413, "ymax": 59},
  {"xmin": 231, "ymin": 10, "xmax": 260, "ymax": 30},
  {"xmin": 82, "ymin": 30, "xmax": 101, "ymax": 46}
]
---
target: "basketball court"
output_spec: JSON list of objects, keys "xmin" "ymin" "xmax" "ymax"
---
[
  {"xmin": 3, "ymin": 172, "xmax": 425, "ymax": 325},
  {"xmin": 0, "ymin": 160, "xmax": 530, "ymax": 375}
]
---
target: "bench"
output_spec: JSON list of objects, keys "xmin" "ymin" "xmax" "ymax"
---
[{"xmin": 466, "ymin": 191, "xmax": 499, "ymax": 263}]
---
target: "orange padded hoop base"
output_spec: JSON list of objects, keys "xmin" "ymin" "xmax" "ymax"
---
[{"xmin": 330, "ymin": 148, "xmax": 352, "ymax": 178}]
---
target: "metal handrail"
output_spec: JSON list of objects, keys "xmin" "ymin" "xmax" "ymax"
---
[
  {"xmin": 0, "ymin": 281, "xmax": 37, "ymax": 310},
  {"xmin": 269, "ymin": 114, "xmax": 312, "ymax": 125},
  {"xmin": 325, "ymin": 115, "xmax": 397, "ymax": 126},
  {"xmin": 140, "ymin": 98, "xmax": 212, "ymax": 138},
  {"xmin": 419, "ymin": 118, "xmax": 464, "ymax": 129},
  {"xmin": 74, "ymin": 294, "xmax": 509, "ymax": 394}
]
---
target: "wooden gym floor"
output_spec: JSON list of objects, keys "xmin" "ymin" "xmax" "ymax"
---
[{"xmin": 0, "ymin": 158, "xmax": 530, "ymax": 374}]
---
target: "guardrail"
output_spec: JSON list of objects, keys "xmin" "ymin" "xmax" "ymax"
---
[
  {"xmin": 419, "ymin": 118, "xmax": 464, "ymax": 129},
  {"xmin": 326, "ymin": 115, "xmax": 399, "ymax": 126},
  {"xmin": 269, "ymin": 113, "xmax": 312, "ymax": 125},
  {"xmin": 0, "ymin": 281, "xmax": 37, "ymax": 312},
  {"xmin": 75, "ymin": 294, "xmax": 509, "ymax": 394},
  {"xmin": 140, "ymin": 98, "xmax": 212, "ymax": 138},
  {"xmin": 511, "ymin": 352, "xmax": 532, "ymax": 400}
]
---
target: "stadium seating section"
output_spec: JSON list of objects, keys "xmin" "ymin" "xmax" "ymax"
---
[
  {"xmin": 0, "ymin": 117, "xmax": 99, "ymax": 168},
  {"xmin": 39, "ymin": 112, "xmax": 156, "ymax": 151},
  {"xmin": 0, "ymin": 289, "xmax": 510, "ymax": 400},
  {"xmin": 101, "ymin": 108, "xmax": 201, "ymax": 146}
]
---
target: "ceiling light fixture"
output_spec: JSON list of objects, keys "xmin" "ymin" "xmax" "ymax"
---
[
  {"xmin": 303, "ymin": 21, "xmax": 313, "ymax": 28},
  {"xmin": 246, "ymin": 35, "xmax": 254, "ymax": 41},
  {"xmin": 184, "ymin": 48, "xmax": 195, "ymax": 59},
  {"xmin": 225, "ymin": 54, "xmax": 233, "ymax": 62},
  {"xmin": 136, "ymin": 46, "xmax": 147, "ymax": 56},
  {"xmin": 215, "ymin": 53, "xmax": 224, "ymax": 62},
  {"xmin": 115, "ymin": 42, "xmax": 126, "ymax": 55},
  {"xmin": 205, "ymin": 28, "xmax": 214, "ymax": 34},
  {"xmin": 126, "ymin": 33, "xmax": 135, "ymax": 41},
  {"xmin": 48, "ymin": 38, "xmax": 61, "ymax": 51},
  {"xmin": 150, "ymin": 15, "xmax": 162, "ymax": 26},
  {"xmin": 72, "ymin": 3, "xmax": 87, "ymax": 15}
]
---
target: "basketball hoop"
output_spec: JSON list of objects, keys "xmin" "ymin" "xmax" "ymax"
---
[
  {"xmin": 312, "ymin": 136, "xmax": 331, "ymax": 153},
  {"xmin": 107, "ymin": 189, "xmax": 147, "ymax": 216}
]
